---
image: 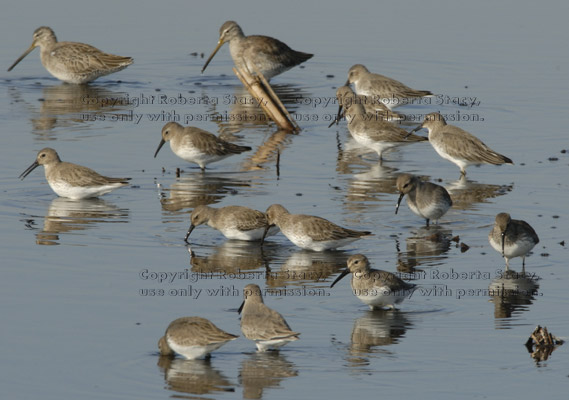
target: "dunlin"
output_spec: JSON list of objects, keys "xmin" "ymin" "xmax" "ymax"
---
[
  {"xmin": 185, "ymin": 205, "xmax": 278, "ymax": 242},
  {"xmin": 345, "ymin": 103, "xmax": 427, "ymax": 162},
  {"xmin": 158, "ymin": 316, "xmax": 238, "ymax": 360},
  {"xmin": 19, "ymin": 148, "xmax": 129, "ymax": 199},
  {"xmin": 8, "ymin": 27, "xmax": 132, "ymax": 84},
  {"xmin": 238, "ymin": 284, "xmax": 300, "ymax": 351},
  {"xmin": 202, "ymin": 21, "xmax": 313, "ymax": 80},
  {"xmin": 154, "ymin": 122, "xmax": 252, "ymax": 171},
  {"xmin": 262, "ymin": 204, "xmax": 372, "ymax": 251},
  {"xmin": 410, "ymin": 112, "xmax": 513, "ymax": 176},
  {"xmin": 331, "ymin": 254, "xmax": 416, "ymax": 310},
  {"xmin": 332, "ymin": 85, "xmax": 403, "ymax": 125},
  {"xmin": 346, "ymin": 64, "xmax": 432, "ymax": 110},
  {"xmin": 488, "ymin": 212, "xmax": 539, "ymax": 271},
  {"xmin": 395, "ymin": 174, "xmax": 452, "ymax": 227}
]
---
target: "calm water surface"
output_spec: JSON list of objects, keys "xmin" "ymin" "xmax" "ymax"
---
[{"xmin": 1, "ymin": 1, "xmax": 568, "ymax": 399}]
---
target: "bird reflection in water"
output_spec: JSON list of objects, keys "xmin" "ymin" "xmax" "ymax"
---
[
  {"xmin": 239, "ymin": 351, "xmax": 299, "ymax": 400},
  {"xmin": 157, "ymin": 356, "xmax": 235, "ymax": 396},
  {"xmin": 28, "ymin": 197, "xmax": 129, "ymax": 245},
  {"xmin": 489, "ymin": 269, "xmax": 540, "ymax": 327},
  {"xmin": 8, "ymin": 84, "xmax": 132, "ymax": 137},
  {"xmin": 395, "ymin": 225, "xmax": 453, "ymax": 274}
]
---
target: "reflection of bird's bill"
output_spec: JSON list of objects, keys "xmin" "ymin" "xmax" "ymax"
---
[
  {"xmin": 8, "ymin": 43, "xmax": 36, "ymax": 71},
  {"xmin": 201, "ymin": 39, "xmax": 224, "ymax": 73}
]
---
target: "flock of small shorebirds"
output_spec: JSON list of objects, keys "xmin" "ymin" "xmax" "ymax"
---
[{"xmin": 11, "ymin": 22, "xmax": 540, "ymax": 360}]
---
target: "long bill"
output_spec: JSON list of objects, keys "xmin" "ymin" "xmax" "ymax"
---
[
  {"xmin": 501, "ymin": 232, "xmax": 506, "ymax": 257},
  {"xmin": 405, "ymin": 123, "xmax": 424, "ymax": 138},
  {"xmin": 201, "ymin": 39, "xmax": 224, "ymax": 73},
  {"xmin": 395, "ymin": 193, "xmax": 405, "ymax": 214},
  {"xmin": 237, "ymin": 300, "xmax": 245, "ymax": 314},
  {"xmin": 8, "ymin": 44, "xmax": 36, "ymax": 71},
  {"xmin": 260, "ymin": 224, "xmax": 273, "ymax": 246},
  {"xmin": 328, "ymin": 104, "xmax": 344, "ymax": 128},
  {"xmin": 184, "ymin": 224, "xmax": 195, "ymax": 243},
  {"xmin": 153, "ymin": 139, "xmax": 166, "ymax": 158},
  {"xmin": 330, "ymin": 268, "xmax": 350, "ymax": 288},
  {"xmin": 19, "ymin": 160, "xmax": 39, "ymax": 180}
]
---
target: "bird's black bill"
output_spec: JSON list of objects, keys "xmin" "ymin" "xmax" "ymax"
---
[
  {"xmin": 330, "ymin": 268, "xmax": 350, "ymax": 288},
  {"xmin": 395, "ymin": 193, "xmax": 405, "ymax": 214},
  {"xmin": 154, "ymin": 139, "xmax": 166, "ymax": 158},
  {"xmin": 19, "ymin": 160, "xmax": 39, "ymax": 180},
  {"xmin": 184, "ymin": 224, "xmax": 195, "ymax": 243}
]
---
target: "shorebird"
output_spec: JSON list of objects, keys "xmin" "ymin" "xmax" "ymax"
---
[
  {"xmin": 395, "ymin": 174, "xmax": 452, "ymax": 226},
  {"xmin": 154, "ymin": 122, "xmax": 251, "ymax": 171},
  {"xmin": 488, "ymin": 212, "xmax": 539, "ymax": 272},
  {"xmin": 8, "ymin": 26, "xmax": 132, "ymax": 84},
  {"xmin": 331, "ymin": 85, "xmax": 403, "ymax": 126},
  {"xmin": 345, "ymin": 64, "xmax": 432, "ymax": 110},
  {"xmin": 238, "ymin": 284, "xmax": 300, "ymax": 351},
  {"xmin": 202, "ymin": 21, "xmax": 313, "ymax": 80},
  {"xmin": 262, "ymin": 204, "xmax": 372, "ymax": 251},
  {"xmin": 331, "ymin": 254, "xmax": 416, "ymax": 310},
  {"xmin": 184, "ymin": 205, "xmax": 278, "ymax": 242},
  {"xmin": 158, "ymin": 316, "xmax": 238, "ymax": 360},
  {"xmin": 19, "ymin": 148, "xmax": 129, "ymax": 199},
  {"xmin": 409, "ymin": 112, "xmax": 513, "ymax": 176},
  {"xmin": 345, "ymin": 103, "xmax": 427, "ymax": 162}
]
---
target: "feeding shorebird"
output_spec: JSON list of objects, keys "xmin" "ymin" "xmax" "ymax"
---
[
  {"xmin": 345, "ymin": 64, "xmax": 432, "ymax": 110},
  {"xmin": 154, "ymin": 122, "xmax": 251, "ymax": 171},
  {"xmin": 344, "ymin": 103, "xmax": 427, "ymax": 162},
  {"xmin": 395, "ymin": 173, "xmax": 452, "ymax": 227},
  {"xmin": 238, "ymin": 284, "xmax": 300, "ymax": 351},
  {"xmin": 19, "ymin": 148, "xmax": 129, "ymax": 199},
  {"xmin": 262, "ymin": 204, "xmax": 372, "ymax": 251},
  {"xmin": 184, "ymin": 205, "xmax": 278, "ymax": 242},
  {"xmin": 488, "ymin": 212, "xmax": 539, "ymax": 272},
  {"xmin": 331, "ymin": 85, "xmax": 403, "ymax": 126},
  {"xmin": 201, "ymin": 21, "xmax": 313, "ymax": 80},
  {"xmin": 158, "ymin": 316, "xmax": 238, "ymax": 360},
  {"xmin": 331, "ymin": 254, "xmax": 417, "ymax": 310},
  {"xmin": 8, "ymin": 26, "xmax": 132, "ymax": 83},
  {"xmin": 409, "ymin": 112, "xmax": 513, "ymax": 176}
]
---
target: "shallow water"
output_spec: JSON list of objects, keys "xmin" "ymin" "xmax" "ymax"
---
[{"xmin": 1, "ymin": 1, "xmax": 568, "ymax": 399}]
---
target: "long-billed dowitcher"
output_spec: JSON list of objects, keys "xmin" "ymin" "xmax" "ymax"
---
[
  {"xmin": 8, "ymin": 27, "xmax": 133, "ymax": 84},
  {"xmin": 19, "ymin": 148, "xmax": 129, "ymax": 199},
  {"xmin": 395, "ymin": 174, "xmax": 453, "ymax": 227},
  {"xmin": 202, "ymin": 21, "xmax": 313, "ymax": 80},
  {"xmin": 158, "ymin": 316, "xmax": 238, "ymax": 360},
  {"xmin": 154, "ymin": 122, "xmax": 252, "ymax": 171},
  {"xmin": 331, "ymin": 254, "xmax": 416, "ymax": 310},
  {"xmin": 409, "ymin": 112, "xmax": 513, "ymax": 176},
  {"xmin": 238, "ymin": 284, "xmax": 300, "ymax": 351},
  {"xmin": 184, "ymin": 205, "xmax": 279, "ymax": 242},
  {"xmin": 488, "ymin": 212, "xmax": 539, "ymax": 272},
  {"xmin": 345, "ymin": 103, "xmax": 427, "ymax": 162},
  {"xmin": 346, "ymin": 64, "xmax": 432, "ymax": 110},
  {"xmin": 262, "ymin": 204, "xmax": 372, "ymax": 251}
]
